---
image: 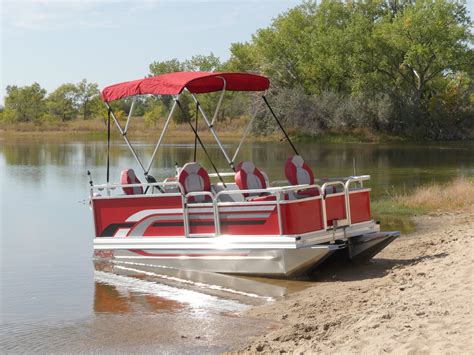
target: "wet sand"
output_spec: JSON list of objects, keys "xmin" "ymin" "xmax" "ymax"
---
[{"xmin": 238, "ymin": 208, "xmax": 474, "ymax": 353}]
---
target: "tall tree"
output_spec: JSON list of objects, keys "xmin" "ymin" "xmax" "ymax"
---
[
  {"xmin": 75, "ymin": 79, "xmax": 99, "ymax": 120},
  {"xmin": 374, "ymin": 0, "xmax": 473, "ymax": 115},
  {"xmin": 149, "ymin": 58, "xmax": 184, "ymax": 77},
  {"xmin": 3, "ymin": 83, "xmax": 46, "ymax": 122},
  {"xmin": 46, "ymin": 83, "xmax": 78, "ymax": 121},
  {"xmin": 183, "ymin": 53, "xmax": 221, "ymax": 72}
]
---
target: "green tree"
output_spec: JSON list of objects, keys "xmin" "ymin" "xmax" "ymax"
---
[
  {"xmin": 149, "ymin": 58, "xmax": 184, "ymax": 77},
  {"xmin": 148, "ymin": 55, "xmax": 223, "ymax": 124},
  {"xmin": 46, "ymin": 83, "xmax": 78, "ymax": 121},
  {"xmin": 144, "ymin": 100, "xmax": 165, "ymax": 126},
  {"xmin": 3, "ymin": 83, "xmax": 47, "ymax": 122},
  {"xmin": 183, "ymin": 53, "xmax": 221, "ymax": 72},
  {"xmin": 225, "ymin": 42, "xmax": 258, "ymax": 72},
  {"xmin": 374, "ymin": 0, "xmax": 473, "ymax": 117},
  {"xmin": 75, "ymin": 79, "xmax": 99, "ymax": 120},
  {"xmin": 225, "ymin": 0, "xmax": 473, "ymax": 138}
]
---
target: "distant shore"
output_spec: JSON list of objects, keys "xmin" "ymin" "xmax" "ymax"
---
[{"xmin": 0, "ymin": 118, "xmax": 414, "ymax": 143}]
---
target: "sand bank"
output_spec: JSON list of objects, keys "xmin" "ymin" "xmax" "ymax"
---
[{"xmin": 238, "ymin": 208, "xmax": 474, "ymax": 354}]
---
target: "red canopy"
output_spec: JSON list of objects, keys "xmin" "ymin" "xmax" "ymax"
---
[{"xmin": 101, "ymin": 72, "xmax": 270, "ymax": 102}]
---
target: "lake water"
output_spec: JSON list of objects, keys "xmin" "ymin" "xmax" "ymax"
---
[{"xmin": 1, "ymin": 136, "xmax": 473, "ymax": 352}]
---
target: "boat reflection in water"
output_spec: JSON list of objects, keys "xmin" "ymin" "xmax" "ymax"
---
[
  {"xmin": 93, "ymin": 260, "xmax": 288, "ymax": 313},
  {"xmin": 82, "ymin": 264, "xmax": 285, "ymax": 353},
  {"xmin": 94, "ymin": 279, "xmax": 186, "ymax": 314}
]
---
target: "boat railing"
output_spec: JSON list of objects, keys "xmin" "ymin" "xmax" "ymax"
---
[
  {"xmin": 90, "ymin": 181, "xmax": 185, "ymax": 197},
  {"xmin": 344, "ymin": 175, "xmax": 370, "ymax": 190},
  {"xmin": 343, "ymin": 175, "xmax": 371, "ymax": 227},
  {"xmin": 92, "ymin": 175, "xmax": 371, "ymax": 237},
  {"xmin": 321, "ymin": 181, "xmax": 348, "ymax": 228},
  {"xmin": 183, "ymin": 191, "xmax": 215, "ymax": 237},
  {"xmin": 208, "ymin": 172, "xmax": 235, "ymax": 178},
  {"xmin": 214, "ymin": 184, "xmax": 321, "ymax": 236}
]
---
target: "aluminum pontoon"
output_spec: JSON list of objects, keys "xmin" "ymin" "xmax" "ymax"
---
[{"xmin": 89, "ymin": 72, "xmax": 399, "ymax": 277}]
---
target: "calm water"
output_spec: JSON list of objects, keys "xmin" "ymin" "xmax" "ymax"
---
[{"xmin": 1, "ymin": 136, "xmax": 473, "ymax": 352}]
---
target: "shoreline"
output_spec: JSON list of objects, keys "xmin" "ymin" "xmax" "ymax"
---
[
  {"xmin": 236, "ymin": 207, "xmax": 474, "ymax": 353},
  {"xmin": 0, "ymin": 120, "xmax": 421, "ymax": 143}
]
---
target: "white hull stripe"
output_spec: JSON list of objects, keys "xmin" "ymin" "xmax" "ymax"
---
[
  {"xmin": 127, "ymin": 209, "xmax": 183, "ymax": 222},
  {"xmin": 127, "ymin": 206, "xmax": 276, "ymax": 222},
  {"xmin": 114, "ymin": 255, "xmax": 276, "ymax": 260},
  {"xmin": 114, "ymin": 228, "xmax": 131, "ymax": 237}
]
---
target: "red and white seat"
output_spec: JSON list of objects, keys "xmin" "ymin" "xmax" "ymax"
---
[
  {"xmin": 235, "ymin": 161, "xmax": 275, "ymax": 202},
  {"xmin": 284, "ymin": 155, "xmax": 320, "ymax": 197},
  {"xmin": 121, "ymin": 169, "xmax": 144, "ymax": 195},
  {"xmin": 178, "ymin": 162, "xmax": 212, "ymax": 202}
]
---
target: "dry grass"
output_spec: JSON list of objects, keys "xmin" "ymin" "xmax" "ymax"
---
[
  {"xmin": 372, "ymin": 177, "xmax": 473, "ymax": 234},
  {"xmin": 393, "ymin": 177, "xmax": 474, "ymax": 211},
  {"xmin": 0, "ymin": 116, "xmax": 272, "ymax": 140}
]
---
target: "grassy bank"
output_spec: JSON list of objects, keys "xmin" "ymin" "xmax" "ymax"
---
[
  {"xmin": 293, "ymin": 128, "xmax": 406, "ymax": 143},
  {"xmin": 0, "ymin": 117, "xmax": 254, "ymax": 140},
  {"xmin": 1, "ymin": 118, "xmax": 409, "ymax": 143},
  {"xmin": 372, "ymin": 177, "xmax": 474, "ymax": 233}
]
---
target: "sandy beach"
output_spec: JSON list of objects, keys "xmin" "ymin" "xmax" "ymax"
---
[{"xmin": 238, "ymin": 207, "xmax": 474, "ymax": 354}]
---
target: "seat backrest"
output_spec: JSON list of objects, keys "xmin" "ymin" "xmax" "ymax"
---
[
  {"xmin": 285, "ymin": 155, "xmax": 314, "ymax": 186},
  {"xmin": 121, "ymin": 169, "xmax": 143, "ymax": 195},
  {"xmin": 178, "ymin": 162, "xmax": 211, "ymax": 195},
  {"xmin": 235, "ymin": 161, "xmax": 268, "ymax": 195}
]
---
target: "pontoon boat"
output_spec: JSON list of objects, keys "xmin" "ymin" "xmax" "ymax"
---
[{"xmin": 89, "ymin": 72, "xmax": 399, "ymax": 277}]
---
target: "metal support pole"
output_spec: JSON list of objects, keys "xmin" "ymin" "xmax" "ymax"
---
[
  {"xmin": 146, "ymin": 97, "xmax": 179, "ymax": 174},
  {"xmin": 210, "ymin": 77, "xmax": 226, "ymax": 126},
  {"xmin": 190, "ymin": 92, "xmax": 234, "ymax": 170},
  {"xmin": 193, "ymin": 102, "xmax": 198, "ymax": 162},
  {"xmin": 123, "ymin": 98, "xmax": 135, "ymax": 134},
  {"xmin": 262, "ymin": 95, "xmax": 299, "ymax": 156},
  {"xmin": 175, "ymin": 99, "xmax": 227, "ymax": 187},
  {"xmin": 231, "ymin": 98, "xmax": 263, "ymax": 164},
  {"xmin": 104, "ymin": 103, "xmax": 147, "ymax": 174},
  {"xmin": 106, "ymin": 108, "xmax": 111, "ymax": 183}
]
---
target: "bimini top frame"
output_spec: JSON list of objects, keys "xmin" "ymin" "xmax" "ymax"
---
[{"xmin": 100, "ymin": 71, "xmax": 297, "ymax": 183}]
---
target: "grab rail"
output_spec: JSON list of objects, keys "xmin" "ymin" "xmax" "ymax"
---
[
  {"xmin": 320, "ymin": 181, "xmax": 345, "ymax": 230},
  {"xmin": 344, "ymin": 175, "xmax": 370, "ymax": 227},
  {"xmin": 321, "ymin": 177, "xmax": 370, "ymax": 229},
  {"xmin": 183, "ymin": 191, "xmax": 214, "ymax": 237},
  {"xmin": 344, "ymin": 175, "xmax": 370, "ymax": 190}
]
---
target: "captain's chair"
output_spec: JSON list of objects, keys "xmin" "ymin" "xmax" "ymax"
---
[
  {"xmin": 121, "ymin": 169, "xmax": 144, "ymax": 195},
  {"xmin": 284, "ymin": 155, "xmax": 320, "ymax": 197},
  {"xmin": 235, "ymin": 161, "xmax": 275, "ymax": 202},
  {"xmin": 178, "ymin": 162, "xmax": 212, "ymax": 202}
]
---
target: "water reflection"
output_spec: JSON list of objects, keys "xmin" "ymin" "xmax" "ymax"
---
[
  {"xmin": 94, "ymin": 281, "xmax": 185, "ymax": 314},
  {"xmin": 3, "ymin": 138, "xmax": 472, "ymax": 197}
]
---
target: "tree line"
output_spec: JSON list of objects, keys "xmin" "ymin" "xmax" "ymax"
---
[
  {"xmin": 1, "ymin": 0, "xmax": 473, "ymax": 139},
  {"xmin": 1, "ymin": 80, "xmax": 101, "ymax": 123}
]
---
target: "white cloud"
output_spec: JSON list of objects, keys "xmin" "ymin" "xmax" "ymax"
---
[{"xmin": 2, "ymin": 0, "xmax": 159, "ymax": 31}]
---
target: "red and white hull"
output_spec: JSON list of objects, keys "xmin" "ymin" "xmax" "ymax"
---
[{"xmin": 91, "ymin": 182, "xmax": 398, "ymax": 276}]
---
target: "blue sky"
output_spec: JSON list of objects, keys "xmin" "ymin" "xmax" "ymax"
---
[
  {"xmin": 1, "ymin": 0, "xmax": 473, "ymax": 104},
  {"xmin": 1, "ymin": 0, "xmax": 300, "ymax": 103}
]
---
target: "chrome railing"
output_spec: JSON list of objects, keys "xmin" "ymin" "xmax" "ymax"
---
[{"xmin": 91, "ymin": 176, "xmax": 371, "ymax": 237}]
